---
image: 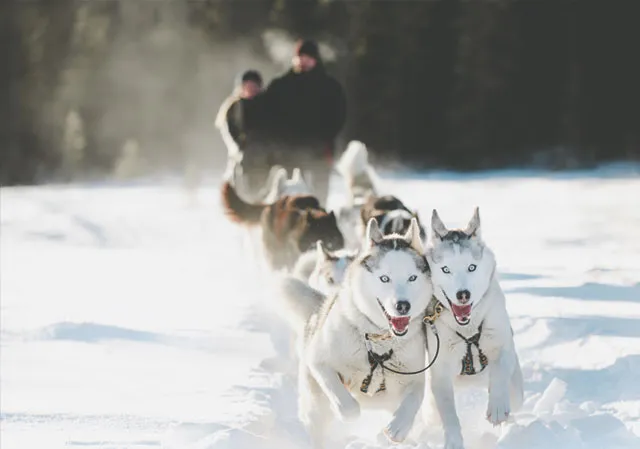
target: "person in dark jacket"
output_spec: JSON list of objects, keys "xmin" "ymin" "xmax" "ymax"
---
[
  {"xmin": 216, "ymin": 70, "xmax": 263, "ymax": 156},
  {"xmin": 262, "ymin": 39, "xmax": 347, "ymax": 206}
]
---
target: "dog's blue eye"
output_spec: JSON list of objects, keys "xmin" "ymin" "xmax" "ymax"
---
[
  {"xmin": 408, "ymin": 275, "xmax": 417, "ymax": 282},
  {"xmin": 468, "ymin": 264, "xmax": 477, "ymax": 272},
  {"xmin": 441, "ymin": 266, "xmax": 451, "ymax": 274},
  {"xmin": 379, "ymin": 275, "xmax": 390, "ymax": 283}
]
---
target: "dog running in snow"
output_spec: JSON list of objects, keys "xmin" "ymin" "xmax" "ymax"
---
[
  {"xmin": 221, "ymin": 182, "xmax": 344, "ymax": 271},
  {"xmin": 334, "ymin": 141, "xmax": 381, "ymax": 250},
  {"xmin": 277, "ymin": 217, "xmax": 432, "ymax": 448},
  {"xmin": 422, "ymin": 207, "xmax": 524, "ymax": 449},
  {"xmin": 360, "ymin": 194, "xmax": 427, "ymax": 244}
]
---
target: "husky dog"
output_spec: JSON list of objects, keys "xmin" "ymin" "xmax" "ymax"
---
[
  {"xmin": 293, "ymin": 241, "xmax": 357, "ymax": 295},
  {"xmin": 360, "ymin": 195, "xmax": 427, "ymax": 244},
  {"xmin": 423, "ymin": 208, "xmax": 524, "ymax": 449},
  {"xmin": 227, "ymin": 164, "xmax": 312, "ymax": 267},
  {"xmin": 334, "ymin": 141, "xmax": 380, "ymax": 250},
  {"xmin": 335, "ymin": 141, "xmax": 380, "ymax": 206},
  {"xmin": 221, "ymin": 182, "xmax": 344, "ymax": 271},
  {"xmin": 278, "ymin": 218, "xmax": 432, "ymax": 448}
]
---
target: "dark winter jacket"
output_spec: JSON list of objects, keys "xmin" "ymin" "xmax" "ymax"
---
[
  {"xmin": 264, "ymin": 66, "xmax": 347, "ymax": 152},
  {"xmin": 223, "ymin": 93, "xmax": 273, "ymax": 153}
]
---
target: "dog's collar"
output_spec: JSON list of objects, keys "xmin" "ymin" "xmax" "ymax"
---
[
  {"xmin": 424, "ymin": 297, "xmax": 445, "ymax": 324},
  {"xmin": 364, "ymin": 331, "xmax": 393, "ymax": 342}
]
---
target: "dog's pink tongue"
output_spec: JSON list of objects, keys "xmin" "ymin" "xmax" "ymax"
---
[
  {"xmin": 390, "ymin": 316, "xmax": 410, "ymax": 333},
  {"xmin": 451, "ymin": 303, "xmax": 472, "ymax": 319}
]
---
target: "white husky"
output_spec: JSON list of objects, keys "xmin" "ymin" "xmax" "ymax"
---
[
  {"xmin": 278, "ymin": 218, "xmax": 432, "ymax": 448},
  {"xmin": 334, "ymin": 141, "xmax": 380, "ymax": 250},
  {"xmin": 335, "ymin": 140, "xmax": 380, "ymax": 204},
  {"xmin": 423, "ymin": 208, "xmax": 524, "ymax": 449},
  {"xmin": 293, "ymin": 241, "xmax": 357, "ymax": 295}
]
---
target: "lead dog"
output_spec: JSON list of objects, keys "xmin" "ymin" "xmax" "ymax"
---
[
  {"xmin": 278, "ymin": 218, "xmax": 432, "ymax": 448},
  {"xmin": 423, "ymin": 208, "xmax": 524, "ymax": 449}
]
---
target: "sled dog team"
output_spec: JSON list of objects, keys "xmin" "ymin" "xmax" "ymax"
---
[{"xmin": 220, "ymin": 141, "xmax": 524, "ymax": 449}]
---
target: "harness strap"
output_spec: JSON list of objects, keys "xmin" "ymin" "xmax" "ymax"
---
[
  {"xmin": 455, "ymin": 323, "xmax": 488, "ymax": 375},
  {"xmin": 360, "ymin": 349, "xmax": 393, "ymax": 395}
]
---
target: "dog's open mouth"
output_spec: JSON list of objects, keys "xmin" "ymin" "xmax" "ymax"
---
[
  {"xmin": 377, "ymin": 299, "xmax": 410, "ymax": 336},
  {"xmin": 442, "ymin": 290, "xmax": 472, "ymax": 326}
]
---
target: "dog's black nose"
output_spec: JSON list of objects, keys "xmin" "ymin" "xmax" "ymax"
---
[
  {"xmin": 456, "ymin": 290, "xmax": 471, "ymax": 303},
  {"xmin": 395, "ymin": 300, "xmax": 411, "ymax": 315}
]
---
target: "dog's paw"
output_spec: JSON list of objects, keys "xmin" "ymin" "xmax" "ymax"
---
[
  {"xmin": 332, "ymin": 396, "xmax": 361, "ymax": 423},
  {"xmin": 443, "ymin": 431, "xmax": 465, "ymax": 449},
  {"xmin": 486, "ymin": 388, "xmax": 511, "ymax": 426},
  {"xmin": 383, "ymin": 417, "xmax": 412, "ymax": 444}
]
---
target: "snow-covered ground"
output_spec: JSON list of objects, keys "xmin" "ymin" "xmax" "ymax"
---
[{"xmin": 1, "ymin": 165, "xmax": 639, "ymax": 449}]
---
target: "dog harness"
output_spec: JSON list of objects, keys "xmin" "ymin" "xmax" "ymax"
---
[
  {"xmin": 456, "ymin": 324, "xmax": 488, "ymax": 376},
  {"xmin": 426, "ymin": 297, "xmax": 488, "ymax": 376},
  {"xmin": 360, "ymin": 349, "xmax": 394, "ymax": 395}
]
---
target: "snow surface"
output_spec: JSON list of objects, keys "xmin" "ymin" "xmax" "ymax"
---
[{"xmin": 2, "ymin": 165, "xmax": 640, "ymax": 449}]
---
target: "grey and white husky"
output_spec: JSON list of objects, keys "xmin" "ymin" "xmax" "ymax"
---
[
  {"xmin": 293, "ymin": 241, "xmax": 357, "ymax": 295},
  {"xmin": 334, "ymin": 141, "xmax": 380, "ymax": 250},
  {"xmin": 423, "ymin": 208, "xmax": 524, "ymax": 449},
  {"xmin": 278, "ymin": 218, "xmax": 433, "ymax": 448}
]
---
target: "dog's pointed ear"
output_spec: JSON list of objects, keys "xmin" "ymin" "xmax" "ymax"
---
[
  {"xmin": 404, "ymin": 217, "xmax": 424, "ymax": 253},
  {"xmin": 431, "ymin": 209, "xmax": 448, "ymax": 240},
  {"xmin": 291, "ymin": 167, "xmax": 302, "ymax": 182},
  {"xmin": 300, "ymin": 209, "xmax": 311, "ymax": 224},
  {"xmin": 274, "ymin": 168, "xmax": 287, "ymax": 191},
  {"xmin": 316, "ymin": 240, "xmax": 330, "ymax": 261},
  {"xmin": 365, "ymin": 217, "xmax": 384, "ymax": 246},
  {"xmin": 465, "ymin": 206, "xmax": 481, "ymax": 238}
]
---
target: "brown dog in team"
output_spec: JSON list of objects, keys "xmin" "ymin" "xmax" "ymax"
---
[{"xmin": 221, "ymin": 181, "xmax": 344, "ymax": 271}]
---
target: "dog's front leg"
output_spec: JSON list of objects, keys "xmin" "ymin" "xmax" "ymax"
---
[
  {"xmin": 486, "ymin": 344, "xmax": 516, "ymax": 426},
  {"xmin": 308, "ymin": 360, "xmax": 361, "ymax": 422},
  {"xmin": 430, "ymin": 363, "xmax": 464, "ymax": 449},
  {"xmin": 384, "ymin": 377, "xmax": 425, "ymax": 443}
]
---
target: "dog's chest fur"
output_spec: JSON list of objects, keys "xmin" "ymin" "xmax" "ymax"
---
[
  {"xmin": 344, "ymin": 336, "xmax": 424, "ymax": 398},
  {"xmin": 308, "ymin": 298, "xmax": 425, "ymax": 402}
]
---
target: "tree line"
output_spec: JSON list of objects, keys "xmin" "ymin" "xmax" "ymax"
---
[{"xmin": 2, "ymin": 0, "xmax": 639, "ymax": 185}]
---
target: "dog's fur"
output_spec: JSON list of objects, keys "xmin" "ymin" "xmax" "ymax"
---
[
  {"xmin": 360, "ymin": 195, "xmax": 427, "ymax": 244},
  {"xmin": 221, "ymin": 182, "xmax": 344, "ymax": 271},
  {"xmin": 293, "ymin": 241, "xmax": 357, "ymax": 295},
  {"xmin": 278, "ymin": 218, "xmax": 433, "ymax": 448},
  {"xmin": 262, "ymin": 167, "xmax": 313, "ymax": 204},
  {"xmin": 423, "ymin": 208, "xmax": 524, "ymax": 449},
  {"xmin": 229, "ymin": 163, "xmax": 312, "ymax": 204},
  {"xmin": 335, "ymin": 141, "xmax": 379, "ymax": 206},
  {"xmin": 334, "ymin": 141, "xmax": 382, "ymax": 250}
]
